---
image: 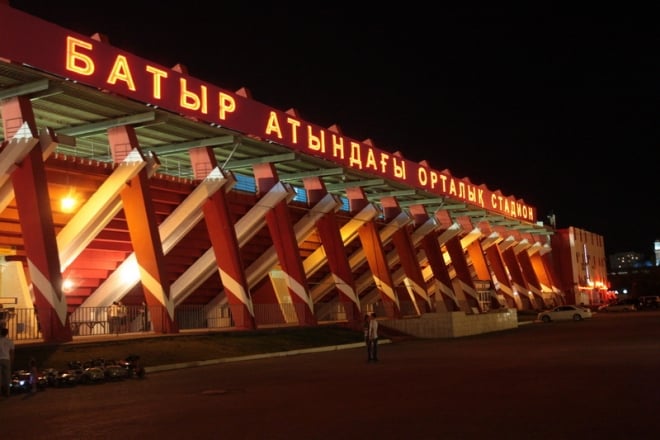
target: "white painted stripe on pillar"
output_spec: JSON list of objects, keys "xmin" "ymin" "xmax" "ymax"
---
[
  {"xmin": 438, "ymin": 282, "xmax": 456, "ymax": 299},
  {"xmin": 498, "ymin": 284, "xmax": 514, "ymax": 295},
  {"xmin": 406, "ymin": 278, "xmax": 427, "ymax": 299},
  {"xmin": 27, "ymin": 258, "xmax": 67, "ymax": 325},
  {"xmin": 372, "ymin": 275, "xmax": 399, "ymax": 307},
  {"xmin": 331, "ymin": 273, "xmax": 359, "ymax": 306},
  {"xmin": 219, "ymin": 269, "xmax": 254, "ymax": 316},
  {"xmin": 460, "ymin": 280, "xmax": 479, "ymax": 301},
  {"xmin": 512, "ymin": 283, "xmax": 526, "ymax": 296},
  {"xmin": 283, "ymin": 272, "xmax": 314, "ymax": 312},
  {"xmin": 406, "ymin": 277, "xmax": 432, "ymax": 308},
  {"xmin": 139, "ymin": 264, "xmax": 174, "ymax": 318}
]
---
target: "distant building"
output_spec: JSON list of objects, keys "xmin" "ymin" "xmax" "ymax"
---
[
  {"xmin": 551, "ymin": 227, "xmax": 612, "ymax": 307},
  {"xmin": 608, "ymin": 242, "xmax": 660, "ymax": 297},
  {"xmin": 609, "ymin": 251, "xmax": 646, "ymax": 272}
]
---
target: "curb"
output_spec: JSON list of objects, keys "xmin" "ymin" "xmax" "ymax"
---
[{"xmin": 145, "ymin": 339, "xmax": 391, "ymax": 374}]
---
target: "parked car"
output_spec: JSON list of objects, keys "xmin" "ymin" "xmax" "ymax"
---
[
  {"xmin": 598, "ymin": 299, "xmax": 637, "ymax": 312},
  {"xmin": 537, "ymin": 305, "xmax": 593, "ymax": 323}
]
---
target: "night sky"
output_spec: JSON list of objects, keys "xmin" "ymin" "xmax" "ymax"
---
[{"xmin": 9, "ymin": 2, "xmax": 660, "ymax": 258}]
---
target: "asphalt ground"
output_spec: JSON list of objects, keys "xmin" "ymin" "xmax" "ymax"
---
[{"xmin": 2, "ymin": 311, "xmax": 660, "ymax": 439}]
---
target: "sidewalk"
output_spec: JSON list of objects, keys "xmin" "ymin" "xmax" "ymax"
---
[{"xmin": 144, "ymin": 339, "xmax": 392, "ymax": 374}]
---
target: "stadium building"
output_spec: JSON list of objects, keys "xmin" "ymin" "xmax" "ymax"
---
[{"xmin": 1, "ymin": 3, "xmax": 592, "ymax": 343}]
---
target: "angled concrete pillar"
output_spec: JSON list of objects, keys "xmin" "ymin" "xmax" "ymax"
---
[
  {"xmin": 517, "ymin": 234, "xmax": 545, "ymax": 307},
  {"xmin": 58, "ymin": 150, "xmax": 147, "ymax": 271},
  {"xmin": 381, "ymin": 197, "xmax": 431, "ymax": 314},
  {"xmin": 309, "ymin": 203, "xmax": 380, "ymax": 304},
  {"xmin": 189, "ymin": 147, "xmax": 256, "ymax": 329},
  {"xmin": 346, "ymin": 187, "xmax": 401, "ymax": 319},
  {"xmin": 409, "ymin": 206, "xmax": 460, "ymax": 312},
  {"xmin": 303, "ymin": 177, "xmax": 361, "ymax": 327},
  {"xmin": 496, "ymin": 228, "xmax": 535, "ymax": 310},
  {"xmin": 476, "ymin": 221, "xmax": 518, "ymax": 308},
  {"xmin": 459, "ymin": 216, "xmax": 506, "ymax": 310},
  {"xmin": 253, "ymin": 162, "xmax": 316, "ymax": 326},
  {"xmin": 436, "ymin": 211, "xmax": 482, "ymax": 313},
  {"xmin": 535, "ymin": 237, "xmax": 565, "ymax": 305},
  {"xmin": 108, "ymin": 125, "xmax": 176, "ymax": 333},
  {"xmin": 384, "ymin": 216, "xmax": 438, "ymax": 315},
  {"xmin": 171, "ymin": 182, "xmax": 293, "ymax": 306},
  {"xmin": 1, "ymin": 96, "xmax": 71, "ymax": 342}
]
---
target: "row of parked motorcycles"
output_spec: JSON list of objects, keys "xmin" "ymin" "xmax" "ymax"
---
[{"xmin": 9, "ymin": 355, "xmax": 145, "ymax": 394}]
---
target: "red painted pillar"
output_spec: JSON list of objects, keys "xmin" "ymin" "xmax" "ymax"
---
[
  {"xmin": 381, "ymin": 197, "xmax": 431, "ymax": 313},
  {"xmin": 189, "ymin": 147, "xmax": 256, "ymax": 329},
  {"xmin": 346, "ymin": 187, "xmax": 401, "ymax": 319},
  {"xmin": 253, "ymin": 163, "xmax": 316, "ymax": 326},
  {"xmin": 107, "ymin": 125, "xmax": 177, "ymax": 333},
  {"xmin": 444, "ymin": 237, "xmax": 482, "ymax": 312},
  {"xmin": 497, "ymin": 229, "xmax": 534, "ymax": 310},
  {"xmin": 466, "ymin": 238, "xmax": 503, "ymax": 310},
  {"xmin": 531, "ymin": 251, "xmax": 552, "ymax": 291},
  {"xmin": 303, "ymin": 177, "xmax": 361, "ymax": 327},
  {"xmin": 527, "ymin": 234, "xmax": 563, "ymax": 306},
  {"xmin": 483, "ymin": 244, "xmax": 518, "ymax": 308},
  {"xmin": 1, "ymin": 96, "xmax": 72, "ymax": 342},
  {"xmin": 413, "ymin": 206, "xmax": 460, "ymax": 312},
  {"xmin": 477, "ymin": 221, "xmax": 518, "ymax": 309},
  {"xmin": 536, "ymin": 236, "xmax": 565, "ymax": 305},
  {"xmin": 458, "ymin": 218, "xmax": 506, "ymax": 311},
  {"xmin": 440, "ymin": 214, "xmax": 482, "ymax": 312},
  {"xmin": 517, "ymin": 246, "xmax": 545, "ymax": 306}
]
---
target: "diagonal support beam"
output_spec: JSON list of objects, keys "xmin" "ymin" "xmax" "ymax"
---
[
  {"xmin": 310, "ymin": 211, "xmax": 410, "ymax": 302},
  {"xmin": 81, "ymin": 168, "xmax": 230, "ymax": 308},
  {"xmin": 58, "ymin": 149, "xmax": 148, "ymax": 270},
  {"xmin": 172, "ymin": 182, "xmax": 295, "ymax": 305},
  {"xmin": 0, "ymin": 122, "xmax": 41, "ymax": 212},
  {"xmin": 248, "ymin": 193, "xmax": 342, "ymax": 286}
]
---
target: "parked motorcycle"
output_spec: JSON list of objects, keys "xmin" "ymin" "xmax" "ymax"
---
[
  {"xmin": 10, "ymin": 369, "xmax": 48, "ymax": 393},
  {"xmin": 43, "ymin": 367, "xmax": 79, "ymax": 388},
  {"xmin": 66, "ymin": 360, "xmax": 105, "ymax": 385},
  {"xmin": 118, "ymin": 354, "xmax": 145, "ymax": 379}
]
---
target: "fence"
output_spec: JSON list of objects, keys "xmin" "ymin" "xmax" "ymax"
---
[
  {"xmin": 1, "ymin": 301, "xmax": 364, "ymax": 342},
  {"xmin": 1, "ymin": 306, "xmax": 40, "ymax": 340}
]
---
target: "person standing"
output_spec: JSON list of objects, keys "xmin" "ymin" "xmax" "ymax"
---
[
  {"xmin": 118, "ymin": 301, "xmax": 128, "ymax": 333},
  {"xmin": 0, "ymin": 327, "xmax": 14, "ymax": 397},
  {"xmin": 140, "ymin": 301, "xmax": 149, "ymax": 331},
  {"xmin": 367, "ymin": 312, "xmax": 379, "ymax": 362},
  {"xmin": 28, "ymin": 356, "xmax": 38, "ymax": 393},
  {"xmin": 108, "ymin": 301, "xmax": 121, "ymax": 334}
]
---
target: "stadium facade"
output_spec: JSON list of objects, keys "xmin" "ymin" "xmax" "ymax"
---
[{"xmin": 0, "ymin": 3, "xmax": 607, "ymax": 343}]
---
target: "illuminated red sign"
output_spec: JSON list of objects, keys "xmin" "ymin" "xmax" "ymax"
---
[{"xmin": 0, "ymin": 4, "xmax": 536, "ymax": 223}]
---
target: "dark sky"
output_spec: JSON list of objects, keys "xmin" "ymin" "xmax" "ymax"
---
[{"xmin": 10, "ymin": 2, "xmax": 660, "ymax": 257}]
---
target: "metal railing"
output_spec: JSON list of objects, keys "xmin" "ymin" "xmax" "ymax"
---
[
  {"xmin": 1, "ymin": 301, "xmax": 364, "ymax": 342},
  {"xmin": 1, "ymin": 307, "xmax": 41, "ymax": 340}
]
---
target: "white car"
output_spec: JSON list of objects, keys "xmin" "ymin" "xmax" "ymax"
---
[
  {"xmin": 598, "ymin": 300, "xmax": 637, "ymax": 312},
  {"xmin": 537, "ymin": 305, "xmax": 593, "ymax": 323}
]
